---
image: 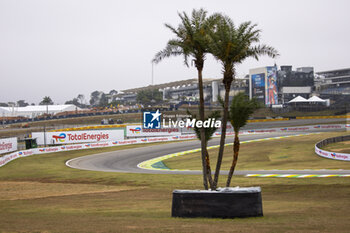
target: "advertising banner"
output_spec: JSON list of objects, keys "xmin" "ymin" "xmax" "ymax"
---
[
  {"xmin": 1, "ymin": 124, "xmax": 347, "ymax": 168},
  {"xmin": 266, "ymin": 66, "xmax": 278, "ymax": 105},
  {"xmin": 126, "ymin": 125, "xmax": 181, "ymax": 137},
  {"xmin": 251, "ymin": 73, "xmax": 266, "ymax": 103},
  {"xmin": 315, "ymin": 146, "xmax": 350, "ymax": 161},
  {"xmin": 32, "ymin": 129, "xmax": 124, "ymax": 145},
  {"xmin": 0, "ymin": 137, "xmax": 17, "ymax": 154}
]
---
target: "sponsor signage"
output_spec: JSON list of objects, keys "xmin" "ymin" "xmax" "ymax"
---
[
  {"xmin": 251, "ymin": 73, "xmax": 266, "ymax": 103},
  {"xmin": 315, "ymin": 146, "xmax": 350, "ymax": 161},
  {"xmin": 0, "ymin": 134, "xmax": 198, "ymax": 168},
  {"xmin": 32, "ymin": 130, "xmax": 124, "ymax": 145},
  {"xmin": 266, "ymin": 66, "xmax": 278, "ymax": 105},
  {"xmin": 127, "ymin": 125, "xmax": 181, "ymax": 137},
  {"xmin": 0, "ymin": 137, "xmax": 17, "ymax": 155},
  {"xmin": 1, "ymin": 123, "xmax": 347, "ymax": 168}
]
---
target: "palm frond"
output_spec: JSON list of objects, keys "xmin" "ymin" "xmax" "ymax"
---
[
  {"xmin": 152, "ymin": 43, "xmax": 183, "ymax": 64},
  {"xmin": 229, "ymin": 92, "xmax": 261, "ymax": 132}
]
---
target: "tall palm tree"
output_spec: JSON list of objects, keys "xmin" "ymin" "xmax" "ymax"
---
[
  {"xmin": 153, "ymin": 9, "xmax": 217, "ymax": 189},
  {"xmin": 209, "ymin": 16, "xmax": 278, "ymax": 190},
  {"xmin": 226, "ymin": 93, "xmax": 261, "ymax": 187}
]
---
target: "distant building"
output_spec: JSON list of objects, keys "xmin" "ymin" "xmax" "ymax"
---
[
  {"xmin": 277, "ymin": 65, "xmax": 314, "ymax": 104},
  {"xmin": 249, "ymin": 66, "xmax": 278, "ymax": 106},
  {"xmin": 119, "ymin": 78, "xmax": 248, "ymax": 104},
  {"xmin": 249, "ymin": 65, "xmax": 314, "ymax": 105},
  {"xmin": 315, "ymin": 68, "xmax": 350, "ymax": 106}
]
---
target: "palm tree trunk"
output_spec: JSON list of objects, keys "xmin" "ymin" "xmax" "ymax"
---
[
  {"xmin": 226, "ymin": 131, "xmax": 240, "ymax": 187},
  {"xmin": 197, "ymin": 67, "xmax": 209, "ymax": 190},
  {"xmin": 204, "ymin": 145, "xmax": 214, "ymax": 189},
  {"xmin": 212, "ymin": 81, "xmax": 231, "ymax": 190}
]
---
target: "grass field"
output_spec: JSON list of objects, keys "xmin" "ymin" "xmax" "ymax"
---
[
  {"xmin": 0, "ymin": 133, "xmax": 350, "ymax": 232},
  {"xmin": 164, "ymin": 132, "xmax": 350, "ymax": 171},
  {"xmin": 323, "ymin": 140, "xmax": 350, "ymax": 154}
]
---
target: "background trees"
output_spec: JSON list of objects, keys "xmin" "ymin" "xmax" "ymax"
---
[
  {"xmin": 136, "ymin": 89, "xmax": 162, "ymax": 106},
  {"xmin": 17, "ymin": 100, "xmax": 29, "ymax": 107},
  {"xmin": 39, "ymin": 96, "xmax": 53, "ymax": 105}
]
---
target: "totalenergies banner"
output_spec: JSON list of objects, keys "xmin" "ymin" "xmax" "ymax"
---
[
  {"xmin": 1, "ymin": 124, "xmax": 347, "ymax": 168},
  {"xmin": 32, "ymin": 130, "xmax": 124, "ymax": 145},
  {"xmin": 0, "ymin": 137, "xmax": 17, "ymax": 155},
  {"xmin": 126, "ymin": 125, "xmax": 181, "ymax": 137},
  {"xmin": 0, "ymin": 134, "xmax": 198, "ymax": 168}
]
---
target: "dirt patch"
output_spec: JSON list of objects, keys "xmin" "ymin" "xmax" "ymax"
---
[
  {"xmin": 0, "ymin": 181, "xmax": 143, "ymax": 200},
  {"xmin": 328, "ymin": 148, "xmax": 350, "ymax": 153}
]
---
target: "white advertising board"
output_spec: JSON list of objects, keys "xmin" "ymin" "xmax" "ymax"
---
[
  {"xmin": 0, "ymin": 137, "xmax": 17, "ymax": 154},
  {"xmin": 315, "ymin": 146, "xmax": 350, "ymax": 161},
  {"xmin": 126, "ymin": 125, "xmax": 182, "ymax": 137},
  {"xmin": 32, "ymin": 130, "xmax": 124, "ymax": 145}
]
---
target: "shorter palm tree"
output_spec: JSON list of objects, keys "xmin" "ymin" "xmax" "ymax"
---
[
  {"xmin": 226, "ymin": 92, "xmax": 261, "ymax": 187},
  {"xmin": 208, "ymin": 15, "xmax": 278, "ymax": 190},
  {"xmin": 187, "ymin": 110, "xmax": 221, "ymax": 189}
]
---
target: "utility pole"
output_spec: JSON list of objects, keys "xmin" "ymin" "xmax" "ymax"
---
[{"xmin": 152, "ymin": 61, "xmax": 154, "ymax": 85}]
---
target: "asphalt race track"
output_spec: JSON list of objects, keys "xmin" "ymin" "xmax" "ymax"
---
[{"xmin": 66, "ymin": 126, "xmax": 350, "ymax": 175}]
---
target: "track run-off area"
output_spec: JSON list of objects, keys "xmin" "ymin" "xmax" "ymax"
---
[{"xmin": 66, "ymin": 123, "xmax": 350, "ymax": 177}]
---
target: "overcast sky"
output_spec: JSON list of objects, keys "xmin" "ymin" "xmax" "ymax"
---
[{"xmin": 1, "ymin": 0, "xmax": 349, "ymax": 104}]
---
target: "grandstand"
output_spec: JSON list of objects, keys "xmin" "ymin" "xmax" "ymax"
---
[{"xmin": 315, "ymin": 68, "xmax": 350, "ymax": 106}]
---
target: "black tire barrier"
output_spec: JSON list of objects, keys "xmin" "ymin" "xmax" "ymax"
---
[{"xmin": 172, "ymin": 188, "xmax": 263, "ymax": 218}]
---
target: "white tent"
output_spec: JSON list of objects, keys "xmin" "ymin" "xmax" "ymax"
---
[
  {"xmin": 308, "ymin": 96, "xmax": 326, "ymax": 102},
  {"xmin": 0, "ymin": 105, "xmax": 80, "ymax": 118},
  {"xmin": 288, "ymin": 96, "xmax": 308, "ymax": 103},
  {"xmin": 0, "ymin": 107, "xmax": 11, "ymax": 116}
]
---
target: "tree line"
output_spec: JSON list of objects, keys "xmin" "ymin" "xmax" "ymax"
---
[{"xmin": 0, "ymin": 88, "xmax": 164, "ymax": 109}]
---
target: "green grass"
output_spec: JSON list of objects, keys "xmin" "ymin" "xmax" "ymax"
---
[
  {"xmin": 164, "ymin": 132, "xmax": 350, "ymax": 171},
  {"xmin": 0, "ymin": 135, "xmax": 350, "ymax": 232}
]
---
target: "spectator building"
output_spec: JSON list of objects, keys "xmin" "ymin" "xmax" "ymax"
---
[
  {"xmin": 119, "ymin": 78, "xmax": 248, "ymax": 104},
  {"xmin": 277, "ymin": 66, "xmax": 314, "ymax": 104},
  {"xmin": 249, "ymin": 65, "xmax": 314, "ymax": 105},
  {"xmin": 315, "ymin": 68, "xmax": 350, "ymax": 107}
]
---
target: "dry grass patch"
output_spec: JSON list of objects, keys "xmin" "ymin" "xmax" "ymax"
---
[
  {"xmin": 0, "ymin": 181, "xmax": 142, "ymax": 200},
  {"xmin": 322, "ymin": 139, "xmax": 350, "ymax": 154},
  {"xmin": 0, "ymin": 179, "xmax": 350, "ymax": 232},
  {"xmin": 0, "ymin": 133, "xmax": 350, "ymax": 232},
  {"xmin": 164, "ymin": 132, "xmax": 350, "ymax": 170}
]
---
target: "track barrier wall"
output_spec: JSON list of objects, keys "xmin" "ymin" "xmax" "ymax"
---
[
  {"xmin": 315, "ymin": 135, "xmax": 350, "ymax": 161},
  {"xmin": 0, "ymin": 124, "xmax": 347, "ymax": 168}
]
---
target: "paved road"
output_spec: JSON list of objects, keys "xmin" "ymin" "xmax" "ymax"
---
[{"xmin": 66, "ymin": 129, "xmax": 350, "ymax": 175}]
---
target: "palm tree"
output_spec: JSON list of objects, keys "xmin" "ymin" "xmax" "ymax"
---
[
  {"xmin": 40, "ymin": 96, "xmax": 53, "ymax": 106},
  {"xmin": 153, "ymin": 9, "xmax": 217, "ymax": 190},
  {"xmin": 209, "ymin": 16, "xmax": 278, "ymax": 190},
  {"xmin": 226, "ymin": 93, "xmax": 261, "ymax": 187}
]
